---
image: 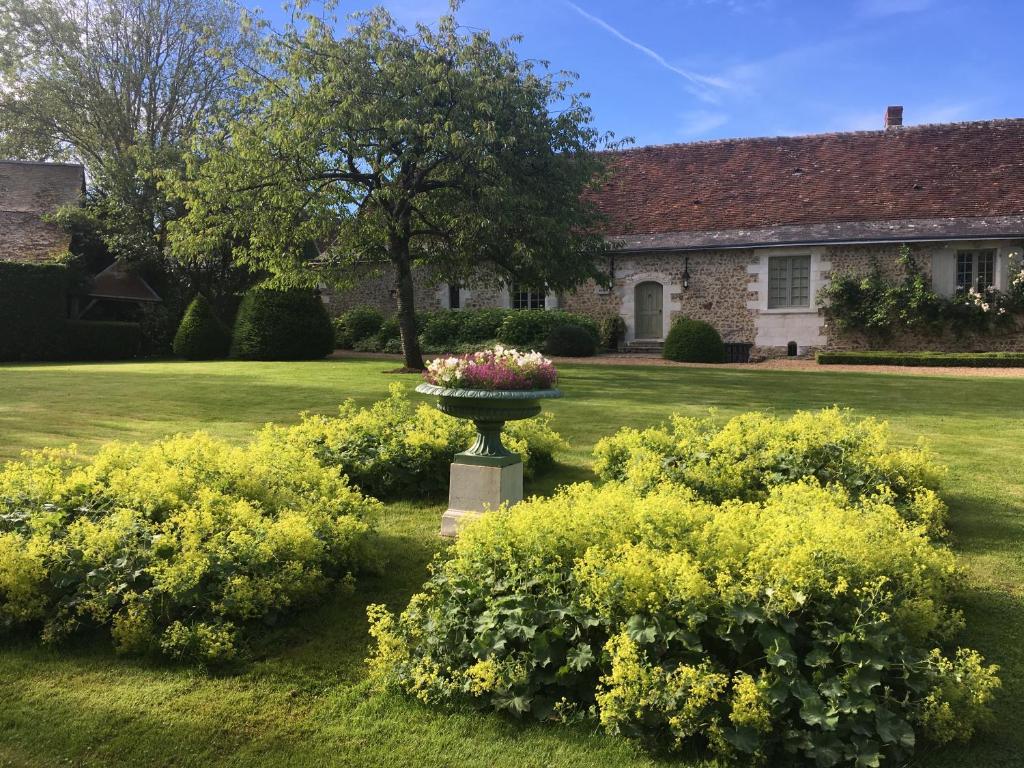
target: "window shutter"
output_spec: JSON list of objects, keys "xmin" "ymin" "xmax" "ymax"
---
[{"xmin": 930, "ymin": 251, "xmax": 957, "ymax": 297}]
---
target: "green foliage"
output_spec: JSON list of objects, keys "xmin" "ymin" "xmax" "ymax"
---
[
  {"xmin": 261, "ymin": 384, "xmax": 567, "ymax": 499},
  {"xmin": 171, "ymin": 5, "xmax": 617, "ymax": 369},
  {"xmin": 663, "ymin": 317, "xmax": 725, "ymax": 363},
  {"xmin": 817, "ymin": 350, "xmax": 1024, "ymax": 367},
  {"xmin": 421, "ymin": 309, "xmax": 512, "ymax": 349},
  {"xmin": 230, "ymin": 289, "xmax": 335, "ymax": 360},
  {"xmin": 496, "ymin": 310, "xmax": 599, "ymax": 351},
  {"xmin": 0, "ymin": 261, "xmax": 68, "ymax": 361},
  {"xmin": 172, "ymin": 294, "xmax": 230, "ymax": 360},
  {"xmin": 65, "ymin": 321, "xmax": 142, "ymax": 361},
  {"xmin": 598, "ymin": 315, "xmax": 627, "ymax": 351},
  {"xmin": 593, "ymin": 407, "xmax": 947, "ymax": 537},
  {"xmin": 368, "ymin": 480, "xmax": 998, "ymax": 765},
  {"xmin": 0, "ymin": 432, "xmax": 377, "ymax": 664},
  {"xmin": 544, "ymin": 324, "xmax": 597, "ymax": 357},
  {"xmin": 819, "ymin": 246, "xmax": 1022, "ymax": 344},
  {"xmin": 333, "ymin": 307, "xmax": 385, "ymax": 349}
]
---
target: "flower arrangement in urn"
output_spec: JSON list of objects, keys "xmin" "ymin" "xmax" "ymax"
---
[{"xmin": 423, "ymin": 345, "xmax": 558, "ymax": 391}]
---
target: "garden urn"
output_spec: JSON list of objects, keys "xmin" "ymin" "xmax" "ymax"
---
[{"xmin": 415, "ymin": 383, "xmax": 562, "ymax": 536}]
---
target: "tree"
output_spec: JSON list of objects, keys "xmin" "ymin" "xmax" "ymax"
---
[
  {"xmin": 0, "ymin": 0, "xmax": 255, "ymax": 269},
  {"xmin": 171, "ymin": 3, "xmax": 617, "ymax": 370}
]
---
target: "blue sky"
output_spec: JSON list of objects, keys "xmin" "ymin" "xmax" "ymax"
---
[{"xmin": 247, "ymin": 0, "xmax": 1024, "ymax": 147}]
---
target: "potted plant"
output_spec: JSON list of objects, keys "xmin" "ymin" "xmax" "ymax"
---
[
  {"xmin": 416, "ymin": 345, "xmax": 562, "ymax": 465},
  {"xmin": 415, "ymin": 346, "xmax": 562, "ymax": 535}
]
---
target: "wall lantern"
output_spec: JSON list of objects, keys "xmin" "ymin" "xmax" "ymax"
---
[{"xmin": 682, "ymin": 256, "xmax": 691, "ymax": 290}]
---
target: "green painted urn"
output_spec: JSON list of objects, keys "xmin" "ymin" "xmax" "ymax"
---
[{"xmin": 415, "ymin": 383, "xmax": 562, "ymax": 467}]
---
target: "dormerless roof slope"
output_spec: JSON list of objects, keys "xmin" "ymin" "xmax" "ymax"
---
[{"xmin": 592, "ymin": 119, "xmax": 1024, "ymax": 250}]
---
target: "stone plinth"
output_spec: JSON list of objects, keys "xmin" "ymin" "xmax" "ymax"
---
[{"xmin": 441, "ymin": 460, "xmax": 523, "ymax": 537}]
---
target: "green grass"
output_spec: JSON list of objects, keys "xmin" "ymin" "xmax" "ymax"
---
[{"xmin": 0, "ymin": 358, "xmax": 1022, "ymax": 767}]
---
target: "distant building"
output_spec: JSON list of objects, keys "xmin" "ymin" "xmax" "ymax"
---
[
  {"xmin": 327, "ymin": 108, "xmax": 1024, "ymax": 357},
  {"xmin": 0, "ymin": 160, "xmax": 85, "ymax": 262}
]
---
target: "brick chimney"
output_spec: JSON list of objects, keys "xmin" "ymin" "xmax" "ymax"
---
[{"xmin": 885, "ymin": 105, "xmax": 904, "ymax": 129}]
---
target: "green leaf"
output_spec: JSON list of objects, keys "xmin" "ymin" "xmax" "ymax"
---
[
  {"xmin": 625, "ymin": 615, "xmax": 658, "ymax": 644},
  {"xmin": 876, "ymin": 708, "xmax": 915, "ymax": 749},
  {"xmin": 723, "ymin": 726, "xmax": 760, "ymax": 754},
  {"xmin": 804, "ymin": 646, "xmax": 832, "ymax": 668},
  {"xmin": 566, "ymin": 643, "xmax": 595, "ymax": 672}
]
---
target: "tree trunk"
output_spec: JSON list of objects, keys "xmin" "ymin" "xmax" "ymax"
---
[{"xmin": 391, "ymin": 235, "xmax": 425, "ymax": 370}]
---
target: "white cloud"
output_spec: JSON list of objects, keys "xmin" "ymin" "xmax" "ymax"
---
[
  {"xmin": 678, "ymin": 110, "xmax": 729, "ymax": 138},
  {"xmin": 564, "ymin": 1, "xmax": 732, "ymax": 102}
]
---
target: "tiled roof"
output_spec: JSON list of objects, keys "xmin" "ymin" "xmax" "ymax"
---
[{"xmin": 592, "ymin": 119, "xmax": 1024, "ymax": 243}]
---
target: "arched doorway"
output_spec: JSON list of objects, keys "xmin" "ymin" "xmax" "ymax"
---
[{"xmin": 634, "ymin": 281, "xmax": 663, "ymax": 339}]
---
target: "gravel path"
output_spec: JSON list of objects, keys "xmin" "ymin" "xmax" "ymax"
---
[{"xmin": 330, "ymin": 350, "xmax": 1024, "ymax": 378}]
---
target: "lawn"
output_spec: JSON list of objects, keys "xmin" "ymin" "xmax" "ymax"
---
[{"xmin": 1, "ymin": 358, "xmax": 1022, "ymax": 767}]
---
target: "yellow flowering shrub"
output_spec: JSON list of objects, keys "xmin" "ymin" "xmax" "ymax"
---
[
  {"xmin": 259, "ymin": 384, "xmax": 567, "ymax": 499},
  {"xmin": 369, "ymin": 481, "xmax": 997, "ymax": 765},
  {"xmin": 0, "ymin": 432, "xmax": 377, "ymax": 663},
  {"xmin": 593, "ymin": 407, "xmax": 948, "ymax": 537}
]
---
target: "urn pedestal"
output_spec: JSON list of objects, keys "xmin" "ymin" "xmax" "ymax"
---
[{"xmin": 415, "ymin": 383, "xmax": 562, "ymax": 537}]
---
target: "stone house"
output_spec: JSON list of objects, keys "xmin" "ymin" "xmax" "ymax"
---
[
  {"xmin": 331, "ymin": 109, "xmax": 1024, "ymax": 357},
  {"xmin": 0, "ymin": 160, "xmax": 85, "ymax": 262},
  {"xmin": 0, "ymin": 159, "xmax": 162, "ymax": 319}
]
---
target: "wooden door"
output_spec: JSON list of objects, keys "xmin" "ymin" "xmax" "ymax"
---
[{"xmin": 635, "ymin": 282, "xmax": 663, "ymax": 339}]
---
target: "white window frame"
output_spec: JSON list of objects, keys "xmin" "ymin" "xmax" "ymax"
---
[
  {"xmin": 955, "ymin": 249, "xmax": 996, "ymax": 295},
  {"xmin": 509, "ymin": 284, "xmax": 547, "ymax": 311},
  {"xmin": 767, "ymin": 254, "xmax": 812, "ymax": 310}
]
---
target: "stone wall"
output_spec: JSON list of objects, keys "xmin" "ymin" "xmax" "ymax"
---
[
  {"xmin": 320, "ymin": 238, "xmax": 1024, "ymax": 355},
  {"xmin": 822, "ymin": 241, "xmax": 1024, "ymax": 353},
  {"xmin": 0, "ymin": 161, "xmax": 84, "ymax": 263}
]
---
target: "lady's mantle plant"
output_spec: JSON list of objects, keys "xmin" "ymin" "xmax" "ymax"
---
[
  {"xmin": 423, "ymin": 345, "xmax": 558, "ymax": 391},
  {"xmin": 368, "ymin": 481, "xmax": 999, "ymax": 766}
]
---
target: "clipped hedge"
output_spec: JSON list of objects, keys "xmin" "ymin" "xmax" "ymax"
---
[
  {"xmin": 598, "ymin": 315, "xmax": 626, "ymax": 351},
  {"xmin": 817, "ymin": 350, "xmax": 1024, "ymax": 367},
  {"xmin": 0, "ymin": 432, "xmax": 378, "ymax": 664},
  {"xmin": 172, "ymin": 294, "xmax": 230, "ymax": 360},
  {"xmin": 663, "ymin": 317, "xmax": 725, "ymax": 363},
  {"xmin": 334, "ymin": 307, "xmax": 385, "ymax": 349},
  {"xmin": 421, "ymin": 308, "xmax": 511, "ymax": 349},
  {"xmin": 369, "ymin": 481, "xmax": 998, "ymax": 766},
  {"xmin": 231, "ymin": 289, "xmax": 335, "ymax": 360},
  {"xmin": 65, "ymin": 321, "xmax": 142, "ymax": 361},
  {"xmin": 497, "ymin": 310, "xmax": 599, "ymax": 351},
  {"xmin": 0, "ymin": 261, "xmax": 68, "ymax": 361},
  {"xmin": 544, "ymin": 324, "xmax": 597, "ymax": 357},
  {"xmin": 593, "ymin": 407, "xmax": 947, "ymax": 537},
  {"xmin": 260, "ymin": 384, "xmax": 567, "ymax": 499}
]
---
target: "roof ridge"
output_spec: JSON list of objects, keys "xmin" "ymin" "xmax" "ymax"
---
[
  {"xmin": 0, "ymin": 158, "xmax": 85, "ymax": 169},
  {"xmin": 602, "ymin": 117, "xmax": 1024, "ymax": 155}
]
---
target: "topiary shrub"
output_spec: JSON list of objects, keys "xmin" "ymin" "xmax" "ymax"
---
[
  {"xmin": 261, "ymin": 384, "xmax": 567, "ymax": 499},
  {"xmin": 593, "ymin": 407, "xmax": 948, "ymax": 537},
  {"xmin": 544, "ymin": 324, "xmax": 597, "ymax": 357},
  {"xmin": 421, "ymin": 308, "xmax": 511, "ymax": 349},
  {"xmin": 368, "ymin": 480, "xmax": 998, "ymax": 765},
  {"xmin": 598, "ymin": 315, "xmax": 627, "ymax": 351},
  {"xmin": 663, "ymin": 317, "xmax": 725, "ymax": 363},
  {"xmin": 0, "ymin": 432, "xmax": 378, "ymax": 664},
  {"xmin": 172, "ymin": 294, "xmax": 230, "ymax": 360},
  {"xmin": 376, "ymin": 316, "xmax": 401, "ymax": 345},
  {"xmin": 497, "ymin": 310, "xmax": 599, "ymax": 350},
  {"xmin": 65, "ymin": 321, "xmax": 142, "ymax": 361},
  {"xmin": 334, "ymin": 307, "xmax": 385, "ymax": 349},
  {"xmin": 230, "ymin": 289, "xmax": 335, "ymax": 360}
]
